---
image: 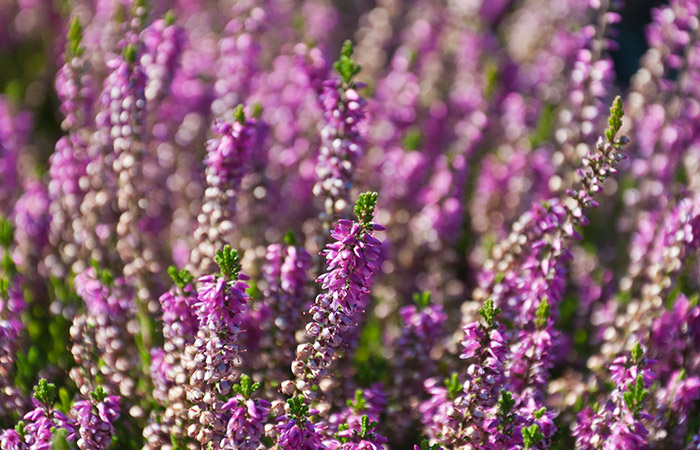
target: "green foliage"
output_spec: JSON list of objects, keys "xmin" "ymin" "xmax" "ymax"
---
[
  {"xmin": 497, "ymin": 391, "xmax": 516, "ymax": 432},
  {"xmin": 333, "ymin": 40, "xmax": 362, "ymax": 85},
  {"xmin": 15, "ymin": 421, "xmax": 26, "ymax": 438},
  {"xmin": 0, "ymin": 217, "xmax": 14, "ymax": 248},
  {"xmin": 1, "ymin": 250, "xmax": 16, "ymax": 276},
  {"xmin": 359, "ymin": 414, "xmax": 378, "ymax": 439},
  {"xmin": 605, "ymin": 96, "xmax": 624, "ymax": 143},
  {"xmin": 66, "ymin": 16, "xmax": 84, "ymax": 58},
  {"xmin": 283, "ymin": 230, "xmax": 297, "ymax": 246},
  {"xmin": 533, "ymin": 407, "xmax": 547, "ymax": 420},
  {"xmin": 347, "ymin": 389, "xmax": 367, "ymax": 413},
  {"xmin": 529, "ymin": 103, "xmax": 555, "ymax": 148},
  {"xmin": 403, "ymin": 128, "xmax": 422, "ymax": 151},
  {"xmin": 233, "ymin": 104, "xmax": 246, "ymax": 124},
  {"xmin": 90, "ymin": 386, "xmax": 108, "ymax": 403},
  {"xmin": 90, "ymin": 259, "xmax": 114, "ymax": 285},
  {"xmin": 413, "ymin": 291, "xmax": 432, "ymax": 309},
  {"xmin": 631, "ymin": 342, "xmax": 643, "ymax": 365},
  {"xmin": 232, "ymin": 374, "xmax": 260, "ymax": 399},
  {"xmin": 478, "ymin": 299, "xmax": 500, "ymax": 328},
  {"xmin": 287, "ymin": 396, "xmax": 310, "ymax": 421},
  {"xmin": 354, "ymin": 191, "xmax": 379, "ymax": 226},
  {"xmin": 164, "ymin": 10, "xmax": 176, "ymax": 26},
  {"xmin": 445, "ymin": 373, "xmax": 461, "ymax": 401},
  {"xmin": 353, "ymin": 312, "xmax": 388, "ymax": 386},
  {"xmin": 215, "ymin": 245, "xmax": 242, "ymax": 280},
  {"xmin": 123, "ymin": 44, "xmax": 138, "ymax": 64},
  {"xmin": 51, "ymin": 428, "xmax": 71, "ymax": 450},
  {"xmin": 33, "ymin": 379, "xmax": 57, "ymax": 406},
  {"xmin": 623, "ymin": 373, "xmax": 649, "ymax": 418},
  {"xmin": 252, "ymin": 102, "xmax": 263, "ymax": 118},
  {"xmin": 416, "ymin": 439, "xmax": 441, "ymax": 450},
  {"xmin": 522, "ymin": 423, "xmax": 544, "ymax": 449},
  {"xmin": 535, "ymin": 297, "xmax": 550, "ymax": 329},
  {"xmin": 168, "ymin": 266, "xmax": 194, "ymax": 291}
]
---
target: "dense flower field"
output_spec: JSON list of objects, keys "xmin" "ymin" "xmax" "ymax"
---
[{"xmin": 1, "ymin": 0, "xmax": 700, "ymax": 449}]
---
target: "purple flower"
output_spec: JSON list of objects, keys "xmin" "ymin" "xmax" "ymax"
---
[
  {"xmin": 450, "ymin": 299, "xmax": 511, "ymax": 448},
  {"xmin": 141, "ymin": 16, "xmax": 186, "ymax": 105},
  {"xmin": 574, "ymin": 344, "xmax": 655, "ymax": 450},
  {"xmin": 220, "ymin": 375, "xmax": 271, "ymax": 449},
  {"xmin": 72, "ymin": 389, "xmax": 120, "ymax": 450},
  {"xmin": 184, "ymin": 246, "xmax": 250, "ymax": 446},
  {"xmin": 291, "ymin": 193, "xmax": 383, "ymax": 401},
  {"xmin": 190, "ymin": 112, "xmax": 259, "ymax": 274},
  {"xmin": 313, "ymin": 42, "xmax": 367, "ymax": 224}
]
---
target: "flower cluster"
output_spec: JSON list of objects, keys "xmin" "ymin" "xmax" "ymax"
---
[
  {"xmin": 3, "ymin": 2, "xmax": 700, "ymax": 450},
  {"xmin": 314, "ymin": 41, "xmax": 368, "ymax": 226},
  {"xmin": 290, "ymin": 192, "xmax": 383, "ymax": 401}
]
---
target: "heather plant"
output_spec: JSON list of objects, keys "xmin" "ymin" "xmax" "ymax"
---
[{"xmin": 1, "ymin": 1, "xmax": 700, "ymax": 449}]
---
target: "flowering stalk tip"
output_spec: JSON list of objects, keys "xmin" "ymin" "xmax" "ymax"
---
[
  {"xmin": 215, "ymin": 244, "xmax": 242, "ymax": 280},
  {"xmin": 168, "ymin": 266, "xmax": 194, "ymax": 291},
  {"xmin": 413, "ymin": 291, "xmax": 432, "ymax": 309},
  {"xmin": 232, "ymin": 374, "xmax": 260, "ymax": 399},
  {"xmin": 605, "ymin": 95, "xmax": 624, "ymax": 143},
  {"xmin": 522, "ymin": 424, "xmax": 544, "ymax": 450},
  {"xmin": 233, "ymin": 104, "xmax": 246, "ymax": 124},
  {"xmin": 66, "ymin": 16, "xmax": 84, "ymax": 58},
  {"xmin": 354, "ymin": 191, "xmax": 378, "ymax": 226},
  {"xmin": 478, "ymin": 298, "xmax": 500, "ymax": 328},
  {"xmin": 334, "ymin": 40, "xmax": 362, "ymax": 84},
  {"xmin": 33, "ymin": 379, "xmax": 57, "ymax": 407},
  {"xmin": 0, "ymin": 217, "xmax": 13, "ymax": 249}
]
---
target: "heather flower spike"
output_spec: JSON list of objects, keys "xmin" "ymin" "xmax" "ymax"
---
[{"xmin": 5, "ymin": 3, "xmax": 700, "ymax": 449}]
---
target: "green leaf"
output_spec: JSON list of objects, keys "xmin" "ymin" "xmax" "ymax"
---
[
  {"xmin": 66, "ymin": 16, "xmax": 84, "ymax": 58},
  {"xmin": 168, "ymin": 266, "xmax": 194, "ymax": 291},
  {"xmin": 535, "ymin": 297, "xmax": 550, "ymax": 329},
  {"xmin": 33, "ymin": 379, "xmax": 57, "ymax": 406},
  {"xmin": 445, "ymin": 373, "xmax": 461, "ymax": 401},
  {"xmin": 412, "ymin": 291, "xmax": 431, "ymax": 309},
  {"xmin": 631, "ymin": 342, "xmax": 643, "ymax": 364},
  {"xmin": 522, "ymin": 423, "xmax": 544, "ymax": 449},
  {"xmin": 283, "ymin": 230, "xmax": 297, "ymax": 246},
  {"xmin": 287, "ymin": 396, "xmax": 309, "ymax": 421},
  {"xmin": 232, "ymin": 374, "xmax": 260, "ymax": 399},
  {"xmin": 478, "ymin": 299, "xmax": 501, "ymax": 328},
  {"xmin": 354, "ymin": 192, "xmax": 379, "ymax": 226},
  {"xmin": 417, "ymin": 440, "xmax": 441, "ymax": 450},
  {"xmin": 90, "ymin": 386, "xmax": 108, "ymax": 403},
  {"xmin": 605, "ymin": 96, "xmax": 624, "ymax": 143},
  {"xmin": 333, "ymin": 40, "xmax": 362, "ymax": 84},
  {"xmin": 51, "ymin": 428, "xmax": 71, "ymax": 450},
  {"xmin": 233, "ymin": 104, "xmax": 246, "ymax": 124},
  {"xmin": 347, "ymin": 389, "xmax": 367, "ymax": 412},
  {"xmin": 215, "ymin": 245, "xmax": 242, "ymax": 280}
]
